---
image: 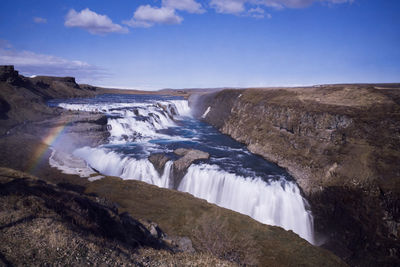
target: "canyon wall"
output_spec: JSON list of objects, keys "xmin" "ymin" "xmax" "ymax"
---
[{"xmin": 192, "ymin": 85, "xmax": 400, "ymax": 266}]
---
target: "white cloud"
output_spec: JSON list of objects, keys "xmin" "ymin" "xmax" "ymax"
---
[
  {"xmin": 248, "ymin": 7, "xmax": 266, "ymax": 18},
  {"xmin": 210, "ymin": 0, "xmax": 246, "ymax": 14},
  {"xmin": 210, "ymin": 0, "xmax": 354, "ymax": 15},
  {"xmin": 260, "ymin": 0, "xmax": 315, "ymax": 9},
  {"xmin": 124, "ymin": 5, "xmax": 183, "ymax": 28},
  {"xmin": 64, "ymin": 8, "xmax": 128, "ymax": 35},
  {"xmin": 33, "ymin": 17, "xmax": 47, "ymax": 24},
  {"xmin": 255, "ymin": 0, "xmax": 353, "ymax": 9},
  {"xmin": 0, "ymin": 42, "xmax": 108, "ymax": 82},
  {"xmin": 122, "ymin": 0, "xmax": 352, "ymax": 28},
  {"xmin": 162, "ymin": 0, "xmax": 205, "ymax": 14}
]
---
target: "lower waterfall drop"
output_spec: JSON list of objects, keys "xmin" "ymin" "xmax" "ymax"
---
[{"xmin": 178, "ymin": 164, "xmax": 314, "ymax": 244}]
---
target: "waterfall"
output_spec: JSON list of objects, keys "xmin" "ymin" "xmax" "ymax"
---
[
  {"xmin": 54, "ymin": 95, "xmax": 315, "ymax": 244},
  {"xmin": 73, "ymin": 146, "xmax": 314, "ymax": 244},
  {"xmin": 169, "ymin": 100, "xmax": 192, "ymax": 117},
  {"xmin": 178, "ymin": 163, "xmax": 314, "ymax": 243},
  {"xmin": 73, "ymin": 146, "xmax": 174, "ymax": 189}
]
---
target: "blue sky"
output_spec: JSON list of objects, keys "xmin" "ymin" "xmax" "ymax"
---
[{"xmin": 0, "ymin": 0, "xmax": 399, "ymax": 90}]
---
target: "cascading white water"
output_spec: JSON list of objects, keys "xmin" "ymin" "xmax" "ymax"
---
[
  {"xmin": 73, "ymin": 146, "xmax": 314, "ymax": 244},
  {"xmin": 168, "ymin": 100, "xmax": 192, "ymax": 117},
  {"xmin": 53, "ymin": 96, "xmax": 315, "ymax": 244},
  {"xmin": 59, "ymin": 99, "xmax": 190, "ymax": 143},
  {"xmin": 178, "ymin": 163, "xmax": 314, "ymax": 243},
  {"xmin": 73, "ymin": 146, "xmax": 173, "ymax": 188}
]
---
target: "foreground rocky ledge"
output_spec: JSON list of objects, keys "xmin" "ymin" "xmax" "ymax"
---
[
  {"xmin": 192, "ymin": 85, "xmax": 400, "ymax": 266},
  {"xmin": 0, "ymin": 168, "xmax": 233, "ymax": 266}
]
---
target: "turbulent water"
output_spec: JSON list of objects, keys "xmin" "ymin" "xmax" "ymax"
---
[{"xmin": 49, "ymin": 94, "xmax": 314, "ymax": 243}]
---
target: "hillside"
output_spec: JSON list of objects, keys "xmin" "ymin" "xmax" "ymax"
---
[{"xmin": 0, "ymin": 168, "xmax": 235, "ymax": 266}]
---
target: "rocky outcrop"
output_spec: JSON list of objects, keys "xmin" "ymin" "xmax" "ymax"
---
[
  {"xmin": 148, "ymin": 153, "xmax": 170, "ymax": 176},
  {"xmin": 193, "ymin": 85, "xmax": 400, "ymax": 266},
  {"xmin": 157, "ymin": 103, "xmax": 179, "ymax": 119},
  {"xmin": 31, "ymin": 76, "xmax": 81, "ymax": 93},
  {"xmin": 0, "ymin": 66, "xmax": 97, "ymax": 135},
  {"xmin": 147, "ymin": 148, "xmax": 210, "ymax": 189},
  {"xmin": 171, "ymin": 148, "xmax": 210, "ymax": 189},
  {"xmin": 0, "ymin": 65, "xmax": 20, "ymax": 83}
]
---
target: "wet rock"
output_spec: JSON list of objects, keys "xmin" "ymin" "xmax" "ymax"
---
[
  {"xmin": 172, "ymin": 148, "xmax": 210, "ymax": 189},
  {"xmin": 148, "ymin": 153, "xmax": 170, "ymax": 176},
  {"xmin": 157, "ymin": 103, "xmax": 178, "ymax": 118}
]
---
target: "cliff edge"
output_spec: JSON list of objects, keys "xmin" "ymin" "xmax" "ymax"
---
[
  {"xmin": 193, "ymin": 85, "xmax": 400, "ymax": 266},
  {"xmin": 0, "ymin": 65, "xmax": 97, "ymax": 135}
]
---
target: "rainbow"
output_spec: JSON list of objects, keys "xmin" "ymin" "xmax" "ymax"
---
[{"xmin": 27, "ymin": 122, "xmax": 68, "ymax": 174}]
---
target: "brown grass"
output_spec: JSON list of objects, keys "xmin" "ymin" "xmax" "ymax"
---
[
  {"xmin": 0, "ymin": 169, "xmax": 233, "ymax": 266},
  {"xmin": 85, "ymin": 176, "xmax": 346, "ymax": 267}
]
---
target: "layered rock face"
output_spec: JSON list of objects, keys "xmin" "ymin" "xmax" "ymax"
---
[
  {"xmin": 193, "ymin": 85, "xmax": 400, "ymax": 266},
  {"xmin": 0, "ymin": 65, "xmax": 20, "ymax": 83}
]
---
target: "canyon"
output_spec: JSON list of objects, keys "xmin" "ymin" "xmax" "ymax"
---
[
  {"xmin": 192, "ymin": 85, "xmax": 400, "ymax": 266},
  {"xmin": 0, "ymin": 66, "xmax": 346, "ymax": 266},
  {"xmin": 1, "ymin": 65, "xmax": 399, "ymax": 266}
]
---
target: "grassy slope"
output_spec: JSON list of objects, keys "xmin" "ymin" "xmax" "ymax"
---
[
  {"xmin": 85, "ymin": 176, "xmax": 345, "ymax": 266},
  {"xmin": 0, "ymin": 168, "xmax": 234, "ymax": 267}
]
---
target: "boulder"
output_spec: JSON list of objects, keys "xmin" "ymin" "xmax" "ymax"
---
[{"xmin": 163, "ymin": 236, "xmax": 195, "ymax": 253}]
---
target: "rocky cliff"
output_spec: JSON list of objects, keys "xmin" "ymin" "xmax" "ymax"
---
[
  {"xmin": 0, "ymin": 65, "xmax": 97, "ymax": 135},
  {"xmin": 192, "ymin": 85, "xmax": 400, "ymax": 266}
]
